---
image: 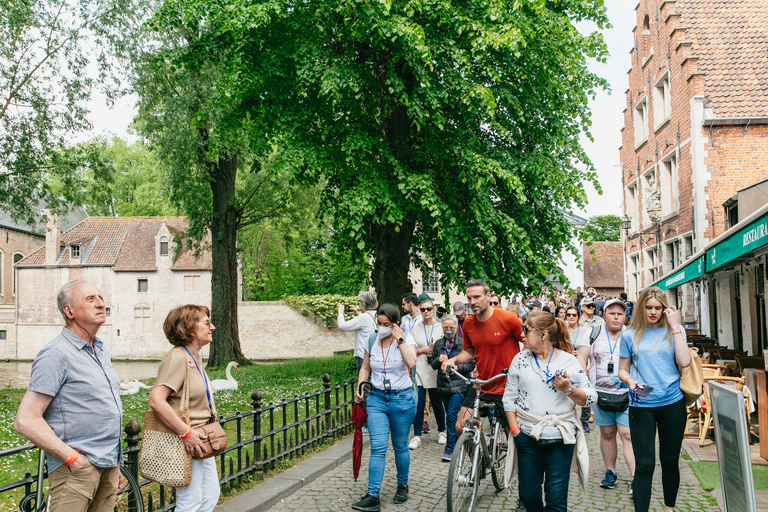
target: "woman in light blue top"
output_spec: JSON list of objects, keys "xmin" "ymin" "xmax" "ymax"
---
[{"xmin": 618, "ymin": 287, "xmax": 691, "ymax": 512}]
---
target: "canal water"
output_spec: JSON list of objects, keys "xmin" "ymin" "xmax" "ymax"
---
[{"xmin": 0, "ymin": 361, "xmax": 163, "ymax": 388}]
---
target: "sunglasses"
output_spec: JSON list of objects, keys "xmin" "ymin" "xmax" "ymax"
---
[
  {"xmin": 584, "ymin": 305, "xmax": 595, "ymax": 309},
  {"xmin": 521, "ymin": 325, "xmax": 539, "ymax": 336},
  {"xmin": 566, "ymin": 313, "xmax": 578, "ymax": 317},
  {"xmin": 489, "ymin": 301, "xmax": 500, "ymax": 306},
  {"xmin": 420, "ymin": 307, "xmax": 433, "ymax": 312}
]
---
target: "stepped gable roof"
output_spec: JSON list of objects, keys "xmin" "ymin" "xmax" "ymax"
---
[
  {"xmin": 583, "ymin": 241, "xmax": 624, "ymax": 289},
  {"xmin": 683, "ymin": 0, "xmax": 768, "ymax": 118},
  {"xmin": 16, "ymin": 217, "xmax": 211, "ymax": 271}
]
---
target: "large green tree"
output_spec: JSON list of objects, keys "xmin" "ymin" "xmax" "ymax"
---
[
  {"xmin": 153, "ymin": 0, "xmax": 609, "ymax": 304},
  {"xmin": 581, "ymin": 214, "xmax": 621, "ymax": 242},
  {"xmin": 0, "ymin": 0, "xmax": 146, "ymax": 222}
]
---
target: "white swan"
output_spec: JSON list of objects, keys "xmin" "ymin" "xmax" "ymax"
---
[
  {"xmin": 119, "ymin": 379, "xmax": 151, "ymax": 396},
  {"xmin": 211, "ymin": 362, "xmax": 240, "ymax": 392}
]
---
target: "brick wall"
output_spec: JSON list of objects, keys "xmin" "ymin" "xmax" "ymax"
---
[{"xmin": 0, "ymin": 229, "xmax": 44, "ymax": 305}]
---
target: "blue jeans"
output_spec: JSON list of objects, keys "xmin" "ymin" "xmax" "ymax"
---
[
  {"xmin": 513, "ymin": 431, "xmax": 575, "ymax": 512},
  {"xmin": 366, "ymin": 388, "xmax": 416, "ymax": 497},
  {"xmin": 413, "ymin": 386, "xmax": 445, "ymax": 435},
  {"xmin": 439, "ymin": 392, "xmax": 463, "ymax": 453}
]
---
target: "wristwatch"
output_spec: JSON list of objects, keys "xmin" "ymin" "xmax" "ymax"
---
[
  {"xmin": 397, "ymin": 338, "xmax": 405, "ymax": 345},
  {"xmin": 564, "ymin": 385, "xmax": 574, "ymax": 396}
]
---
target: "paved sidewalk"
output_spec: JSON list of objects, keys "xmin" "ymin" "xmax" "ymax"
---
[{"xmin": 264, "ymin": 416, "xmax": 720, "ymax": 512}]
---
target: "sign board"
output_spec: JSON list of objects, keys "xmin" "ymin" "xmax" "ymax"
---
[
  {"xmin": 709, "ymin": 381, "xmax": 757, "ymax": 512},
  {"xmin": 707, "ymin": 211, "xmax": 768, "ymax": 270},
  {"xmin": 658, "ymin": 255, "xmax": 705, "ymax": 290}
]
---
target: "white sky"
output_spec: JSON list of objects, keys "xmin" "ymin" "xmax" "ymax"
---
[{"xmin": 85, "ymin": 1, "xmax": 636, "ymax": 220}]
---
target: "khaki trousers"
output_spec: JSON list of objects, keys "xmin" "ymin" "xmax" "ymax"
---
[{"xmin": 48, "ymin": 459, "xmax": 119, "ymax": 512}]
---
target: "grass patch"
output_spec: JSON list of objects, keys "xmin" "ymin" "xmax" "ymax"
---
[
  {"xmin": 689, "ymin": 461, "xmax": 768, "ymax": 491},
  {"xmin": 0, "ymin": 356, "xmax": 356, "ymax": 511},
  {"xmin": 681, "ymin": 453, "xmax": 691, "ymax": 460}
]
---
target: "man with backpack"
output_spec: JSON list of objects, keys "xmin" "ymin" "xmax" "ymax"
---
[{"xmin": 620, "ymin": 292, "xmax": 634, "ymax": 325}]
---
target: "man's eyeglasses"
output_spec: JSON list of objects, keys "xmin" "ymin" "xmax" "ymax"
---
[
  {"xmin": 420, "ymin": 307, "xmax": 433, "ymax": 312},
  {"xmin": 489, "ymin": 301, "xmax": 500, "ymax": 306},
  {"xmin": 584, "ymin": 305, "xmax": 595, "ymax": 309}
]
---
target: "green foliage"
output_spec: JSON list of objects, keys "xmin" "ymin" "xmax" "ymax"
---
[
  {"xmin": 580, "ymin": 214, "xmax": 622, "ymax": 242},
  {"xmin": 0, "ymin": 0, "xmax": 150, "ymax": 223},
  {"xmin": 284, "ymin": 295, "xmax": 359, "ymax": 328},
  {"xmin": 161, "ymin": 0, "xmax": 610, "ymax": 300},
  {"xmin": 48, "ymin": 136, "xmax": 179, "ymax": 217}
]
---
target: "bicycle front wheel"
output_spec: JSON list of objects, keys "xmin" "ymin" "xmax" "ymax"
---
[
  {"xmin": 489, "ymin": 420, "xmax": 508, "ymax": 491},
  {"xmin": 447, "ymin": 431, "xmax": 478, "ymax": 512},
  {"xmin": 115, "ymin": 465, "xmax": 144, "ymax": 512}
]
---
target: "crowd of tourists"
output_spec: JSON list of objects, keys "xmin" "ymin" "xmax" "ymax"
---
[
  {"xmin": 11, "ymin": 278, "xmax": 689, "ymax": 512},
  {"xmin": 344, "ymin": 281, "xmax": 688, "ymax": 512}
]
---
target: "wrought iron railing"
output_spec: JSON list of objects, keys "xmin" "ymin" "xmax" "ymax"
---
[{"xmin": 2, "ymin": 374, "xmax": 356, "ymax": 512}]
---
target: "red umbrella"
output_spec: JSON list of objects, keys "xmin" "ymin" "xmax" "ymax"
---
[{"xmin": 352, "ymin": 382, "xmax": 371, "ymax": 480}]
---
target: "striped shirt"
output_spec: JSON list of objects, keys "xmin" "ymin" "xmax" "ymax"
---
[{"xmin": 27, "ymin": 328, "xmax": 123, "ymax": 472}]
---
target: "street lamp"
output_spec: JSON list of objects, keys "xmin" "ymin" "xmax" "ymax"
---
[{"xmin": 621, "ymin": 215, "xmax": 632, "ymax": 232}]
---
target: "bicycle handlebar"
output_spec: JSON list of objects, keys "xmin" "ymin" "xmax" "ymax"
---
[{"xmin": 446, "ymin": 367, "xmax": 508, "ymax": 386}]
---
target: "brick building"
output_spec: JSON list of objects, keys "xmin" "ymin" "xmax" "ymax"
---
[
  {"xmin": 620, "ymin": 0, "xmax": 768, "ymax": 344},
  {"xmin": 583, "ymin": 241, "xmax": 624, "ymax": 298}
]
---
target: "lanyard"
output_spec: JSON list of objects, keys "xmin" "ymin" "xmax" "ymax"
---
[
  {"xmin": 405, "ymin": 315, "xmax": 417, "ymax": 332},
  {"xmin": 606, "ymin": 329, "xmax": 621, "ymax": 359},
  {"xmin": 533, "ymin": 346, "xmax": 556, "ymax": 382},
  {"xmin": 444, "ymin": 341, "xmax": 454, "ymax": 358},
  {"xmin": 458, "ymin": 322, "xmax": 464, "ymax": 338},
  {"xmin": 423, "ymin": 323, "xmax": 435, "ymax": 345},
  {"xmin": 183, "ymin": 346, "xmax": 214, "ymax": 414},
  {"xmin": 380, "ymin": 340, "xmax": 394, "ymax": 375}
]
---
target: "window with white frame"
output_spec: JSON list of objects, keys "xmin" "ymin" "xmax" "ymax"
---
[
  {"xmin": 626, "ymin": 183, "xmax": 639, "ymax": 232},
  {"xmin": 630, "ymin": 255, "xmax": 641, "ymax": 299},
  {"xmin": 653, "ymin": 72, "xmax": 671, "ymax": 128},
  {"xmin": 12, "ymin": 253, "xmax": 23, "ymax": 295},
  {"xmin": 645, "ymin": 248, "xmax": 658, "ymax": 284},
  {"xmin": 660, "ymin": 153, "xmax": 678, "ymax": 217},
  {"xmin": 71, "ymin": 245, "xmax": 80, "ymax": 259},
  {"xmin": 664, "ymin": 241, "xmax": 676, "ymax": 274},
  {"xmin": 134, "ymin": 305, "xmax": 151, "ymax": 334},
  {"xmin": 184, "ymin": 275, "xmax": 201, "ymax": 292},
  {"xmin": 160, "ymin": 236, "xmax": 169, "ymax": 256},
  {"xmin": 684, "ymin": 236, "xmax": 693, "ymax": 260},
  {"xmin": 423, "ymin": 271, "xmax": 440, "ymax": 293},
  {"xmin": 634, "ymin": 97, "xmax": 649, "ymax": 146}
]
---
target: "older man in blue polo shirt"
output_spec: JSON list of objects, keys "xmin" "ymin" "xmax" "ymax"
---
[{"xmin": 14, "ymin": 280, "xmax": 123, "ymax": 512}]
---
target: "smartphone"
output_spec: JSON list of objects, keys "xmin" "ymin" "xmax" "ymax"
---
[
  {"xmin": 633, "ymin": 386, "xmax": 654, "ymax": 397},
  {"xmin": 344, "ymin": 305, "xmax": 351, "ymax": 313}
]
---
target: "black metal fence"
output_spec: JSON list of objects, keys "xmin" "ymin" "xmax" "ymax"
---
[{"xmin": 1, "ymin": 374, "xmax": 356, "ymax": 512}]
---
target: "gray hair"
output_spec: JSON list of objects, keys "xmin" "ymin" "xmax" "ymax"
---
[
  {"xmin": 358, "ymin": 291, "xmax": 378, "ymax": 311},
  {"xmin": 441, "ymin": 314, "xmax": 458, "ymax": 327},
  {"xmin": 57, "ymin": 279, "xmax": 87, "ymax": 322}
]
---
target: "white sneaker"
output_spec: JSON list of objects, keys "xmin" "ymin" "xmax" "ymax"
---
[
  {"xmin": 438, "ymin": 432, "xmax": 447, "ymax": 445},
  {"xmin": 409, "ymin": 437, "xmax": 422, "ymax": 450}
]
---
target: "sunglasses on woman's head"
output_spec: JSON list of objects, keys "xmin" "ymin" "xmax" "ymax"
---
[{"xmin": 420, "ymin": 307, "xmax": 433, "ymax": 312}]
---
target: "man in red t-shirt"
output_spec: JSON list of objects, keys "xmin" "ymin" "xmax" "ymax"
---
[{"xmin": 443, "ymin": 279, "xmax": 522, "ymax": 434}]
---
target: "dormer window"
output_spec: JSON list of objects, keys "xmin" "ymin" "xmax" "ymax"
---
[
  {"xmin": 160, "ymin": 236, "xmax": 169, "ymax": 256},
  {"xmin": 71, "ymin": 245, "xmax": 81, "ymax": 259}
]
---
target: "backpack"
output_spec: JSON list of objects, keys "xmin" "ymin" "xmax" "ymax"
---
[
  {"xmin": 368, "ymin": 333, "xmax": 418, "ymax": 400},
  {"xmin": 624, "ymin": 301, "xmax": 634, "ymax": 320}
]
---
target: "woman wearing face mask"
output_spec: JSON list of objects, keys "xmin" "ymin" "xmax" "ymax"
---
[
  {"xmin": 352, "ymin": 303, "xmax": 418, "ymax": 512},
  {"xmin": 428, "ymin": 315, "xmax": 474, "ymax": 462},
  {"xmin": 409, "ymin": 299, "xmax": 446, "ymax": 450}
]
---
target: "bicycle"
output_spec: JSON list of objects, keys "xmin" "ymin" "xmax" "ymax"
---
[
  {"xmin": 445, "ymin": 369, "xmax": 509, "ymax": 512},
  {"xmin": 18, "ymin": 447, "xmax": 144, "ymax": 512}
]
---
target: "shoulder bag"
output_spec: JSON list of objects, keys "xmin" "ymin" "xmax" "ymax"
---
[
  {"xmin": 139, "ymin": 360, "xmax": 192, "ymax": 487},
  {"xmin": 679, "ymin": 347, "xmax": 704, "ymax": 406},
  {"xmin": 184, "ymin": 346, "xmax": 228, "ymax": 459}
]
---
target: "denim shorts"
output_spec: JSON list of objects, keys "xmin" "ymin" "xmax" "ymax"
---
[{"xmin": 592, "ymin": 403, "xmax": 629, "ymax": 428}]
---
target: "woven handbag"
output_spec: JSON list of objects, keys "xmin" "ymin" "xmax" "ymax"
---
[
  {"xmin": 139, "ymin": 362, "xmax": 192, "ymax": 487},
  {"xmin": 679, "ymin": 347, "xmax": 704, "ymax": 406}
]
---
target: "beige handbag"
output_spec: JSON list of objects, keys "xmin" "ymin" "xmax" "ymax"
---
[
  {"xmin": 139, "ymin": 362, "xmax": 192, "ymax": 487},
  {"xmin": 679, "ymin": 347, "xmax": 704, "ymax": 406}
]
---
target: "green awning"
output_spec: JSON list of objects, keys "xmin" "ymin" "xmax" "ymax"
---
[
  {"xmin": 707, "ymin": 211, "xmax": 768, "ymax": 270},
  {"xmin": 658, "ymin": 255, "xmax": 705, "ymax": 290}
]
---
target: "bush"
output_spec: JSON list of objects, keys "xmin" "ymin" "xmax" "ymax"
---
[{"xmin": 284, "ymin": 294, "xmax": 358, "ymax": 328}]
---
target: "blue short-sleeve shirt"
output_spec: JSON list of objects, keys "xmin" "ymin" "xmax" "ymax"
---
[
  {"xmin": 620, "ymin": 327, "xmax": 685, "ymax": 407},
  {"xmin": 27, "ymin": 328, "xmax": 123, "ymax": 472}
]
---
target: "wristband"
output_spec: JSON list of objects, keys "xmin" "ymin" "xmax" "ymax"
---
[
  {"xmin": 64, "ymin": 451, "xmax": 79, "ymax": 467},
  {"xmin": 564, "ymin": 385, "xmax": 574, "ymax": 396},
  {"xmin": 180, "ymin": 428, "xmax": 192, "ymax": 440},
  {"xmin": 671, "ymin": 330, "xmax": 681, "ymax": 335},
  {"xmin": 511, "ymin": 426, "xmax": 520, "ymax": 435}
]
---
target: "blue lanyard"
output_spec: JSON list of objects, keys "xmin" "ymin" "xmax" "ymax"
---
[
  {"xmin": 423, "ymin": 323, "xmax": 434, "ymax": 344},
  {"xmin": 406, "ymin": 316, "xmax": 416, "ymax": 332},
  {"xmin": 183, "ymin": 346, "xmax": 214, "ymax": 412},
  {"xmin": 606, "ymin": 329, "xmax": 621, "ymax": 359},
  {"xmin": 533, "ymin": 346, "xmax": 556, "ymax": 382},
  {"xmin": 444, "ymin": 341, "xmax": 454, "ymax": 358}
]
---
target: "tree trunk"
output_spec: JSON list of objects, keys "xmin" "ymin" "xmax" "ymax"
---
[
  {"xmin": 207, "ymin": 154, "xmax": 248, "ymax": 367},
  {"xmin": 370, "ymin": 216, "xmax": 416, "ymax": 306}
]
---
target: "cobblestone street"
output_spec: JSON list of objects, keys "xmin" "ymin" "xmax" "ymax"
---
[{"xmin": 268, "ymin": 415, "xmax": 719, "ymax": 512}]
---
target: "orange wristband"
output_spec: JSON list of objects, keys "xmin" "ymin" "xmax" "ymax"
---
[
  {"xmin": 180, "ymin": 428, "xmax": 192, "ymax": 440},
  {"xmin": 64, "ymin": 451, "xmax": 79, "ymax": 467}
]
